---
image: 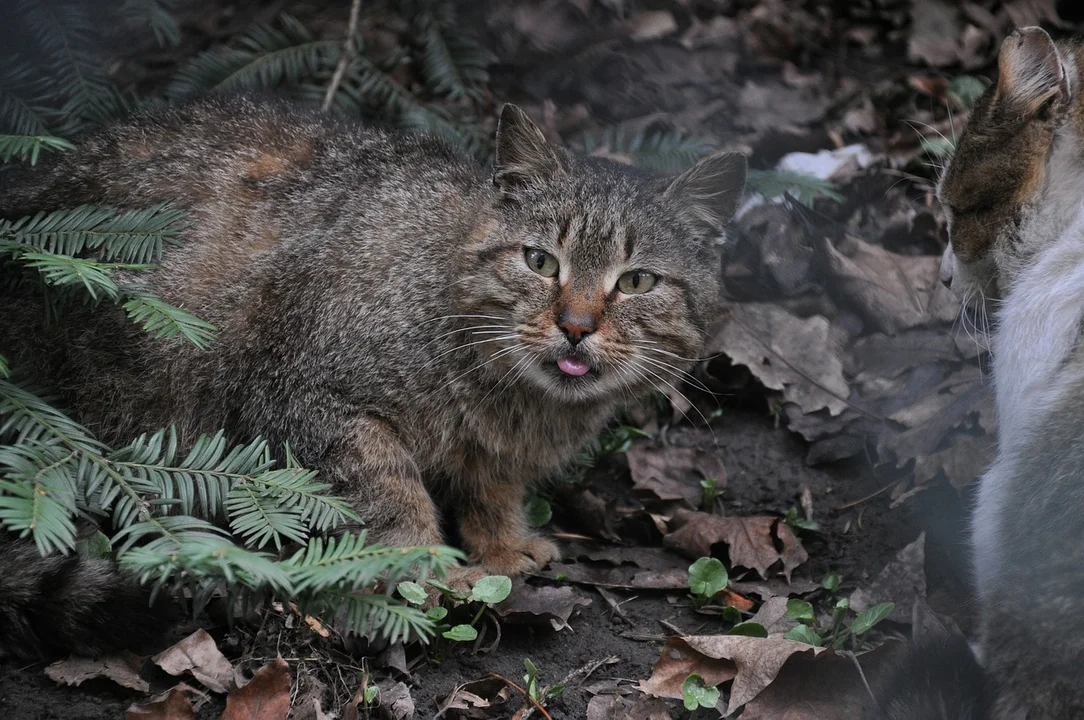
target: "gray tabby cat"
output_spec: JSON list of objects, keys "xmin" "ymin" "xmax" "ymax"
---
[
  {"xmin": 0, "ymin": 96, "xmax": 746, "ymax": 656},
  {"xmin": 869, "ymin": 27, "xmax": 1084, "ymax": 720}
]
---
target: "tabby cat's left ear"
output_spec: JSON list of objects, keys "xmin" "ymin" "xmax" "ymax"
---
[
  {"xmin": 493, "ymin": 104, "xmax": 566, "ymax": 194},
  {"xmin": 663, "ymin": 151, "xmax": 747, "ymax": 231}
]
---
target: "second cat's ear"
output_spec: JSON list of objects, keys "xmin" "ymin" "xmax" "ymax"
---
[
  {"xmin": 493, "ymin": 104, "xmax": 566, "ymax": 193},
  {"xmin": 663, "ymin": 151, "xmax": 747, "ymax": 232},
  {"xmin": 997, "ymin": 26, "xmax": 1070, "ymax": 115}
]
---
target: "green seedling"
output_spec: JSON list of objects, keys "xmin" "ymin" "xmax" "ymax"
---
[
  {"xmin": 821, "ymin": 571, "xmax": 841, "ymax": 594},
  {"xmin": 728, "ymin": 621, "xmax": 767, "ymax": 638},
  {"xmin": 782, "ymin": 593, "xmax": 895, "ymax": 650},
  {"xmin": 402, "ymin": 575, "xmax": 512, "ymax": 651},
  {"xmin": 687, "ymin": 557, "xmax": 729, "ymax": 609},
  {"xmin": 700, "ymin": 477, "xmax": 724, "ymax": 512},
  {"xmin": 523, "ymin": 658, "xmax": 564, "ymax": 707},
  {"xmin": 682, "ymin": 673, "xmax": 720, "ymax": 711},
  {"xmin": 784, "ymin": 506, "xmax": 821, "ymax": 533}
]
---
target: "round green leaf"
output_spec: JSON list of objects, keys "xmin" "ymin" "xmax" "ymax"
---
[
  {"xmin": 442, "ymin": 624, "xmax": 478, "ymax": 642},
  {"xmin": 681, "ymin": 674, "xmax": 720, "ymax": 711},
  {"xmin": 851, "ymin": 602, "xmax": 895, "ymax": 636},
  {"xmin": 525, "ymin": 496, "xmax": 553, "ymax": 528},
  {"xmin": 426, "ymin": 606, "xmax": 449, "ymax": 622},
  {"xmin": 687, "ymin": 557, "xmax": 728, "ymax": 599},
  {"xmin": 785, "ymin": 598, "xmax": 816, "ymax": 623},
  {"xmin": 397, "ymin": 581, "xmax": 427, "ymax": 605},
  {"xmin": 728, "ymin": 622, "xmax": 768, "ymax": 638},
  {"xmin": 784, "ymin": 624, "xmax": 823, "ymax": 647},
  {"xmin": 821, "ymin": 572, "xmax": 841, "ymax": 593},
  {"xmin": 470, "ymin": 575, "xmax": 512, "ymax": 605}
]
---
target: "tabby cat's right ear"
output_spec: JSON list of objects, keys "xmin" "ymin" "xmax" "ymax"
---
[
  {"xmin": 663, "ymin": 151, "xmax": 747, "ymax": 232},
  {"xmin": 997, "ymin": 26, "xmax": 1070, "ymax": 116},
  {"xmin": 493, "ymin": 104, "xmax": 566, "ymax": 194}
]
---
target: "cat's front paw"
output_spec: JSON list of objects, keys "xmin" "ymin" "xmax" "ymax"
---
[{"xmin": 475, "ymin": 535, "xmax": 560, "ymax": 576}]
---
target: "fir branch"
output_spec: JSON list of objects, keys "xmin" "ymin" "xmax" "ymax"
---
[
  {"xmin": 18, "ymin": 0, "xmax": 127, "ymax": 133},
  {"xmin": 0, "ymin": 63, "xmax": 55, "ymax": 136},
  {"xmin": 0, "ymin": 204, "xmax": 187, "ymax": 264},
  {"xmin": 167, "ymin": 14, "xmax": 339, "ymax": 102},
  {"xmin": 0, "ymin": 442, "xmax": 79, "ymax": 554},
  {"xmin": 583, "ymin": 124, "xmax": 714, "ymax": 174},
  {"xmin": 0, "ymin": 134, "xmax": 75, "ymax": 165},
  {"xmin": 322, "ymin": 0, "xmax": 364, "ymax": 112},
  {"xmin": 412, "ymin": 3, "xmax": 492, "ymax": 103},
  {"xmin": 122, "ymin": 0, "xmax": 182, "ymax": 48},
  {"xmin": 745, "ymin": 169, "xmax": 844, "ymax": 205},
  {"xmin": 0, "ymin": 378, "xmax": 101, "ymax": 450},
  {"xmin": 122, "ymin": 292, "xmax": 218, "ymax": 349},
  {"xmin": 0, "ymin": 355, "xmax": 8, "ymax": 379}
]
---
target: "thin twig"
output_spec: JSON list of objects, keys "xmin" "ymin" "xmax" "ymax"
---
[
  {"xmin": 322, "ymin": 0, "xmax": 363, "ymax": 112},
  {"xmin": 489, "ymin": 673, "xmax": 553, "ymax": 720}
]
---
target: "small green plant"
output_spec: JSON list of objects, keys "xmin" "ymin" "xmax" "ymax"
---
[
  {"xmin": 687, "ymin": 557, "xmax": 729, "ymax": 609},
  {"xmin": 524, "ymin": 493, "xmax": 553, "ymax": 528},
  {"xmin": 783, "ymin": 596, "xmax": 895, "ymax": 650},
  {"xmin": 682, "ymin": 673, "xmax": 720, "ymax": 712},
  {"xmin": 523, "ymin": 658, "xmax": 565, "ymax": 707},
  {"xmin": 700, "ymin": 477, "xmax": 724, "ymax": 512},
  {"xmin": 398, "ymin": 574, "xmax": 512, "ymax": 654},
  {"xmin": 821, "ymin": 571, "xmax": 841, "ymax": 593},
  {"xmin": 784, "ymin": 506, "xmax": 821, "ymax": 533}
]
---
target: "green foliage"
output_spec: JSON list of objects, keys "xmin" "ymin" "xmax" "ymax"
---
[
  {"xmin": 784, "ymin": 505, "xmax": 821, "ymax": 533},
  {"xmin": 410, "ymin": 2, "xmax": 493, "ymax": 102},
  {"xmin": 582, "ymin": 124, "xmax": 714, "ymax": 174},
  {"xmin": 821, "ymin": 571, "xmax": 841, "ymax": 593},
  {"xmin": 469, "ymin": 575, "xmax": 512, "ymax": 605},
  {"xmin": 949, "ymin": 75, "xmax": 987, "ymax": 109},
  {"xmin": 700, "ymin": 476, "xmax": 723, "ymax": 512},
  {"xmin": 525, "ymin": 493, "xmax": 553, "ymax": 528},
  {"xmin": 746, "ymin": 169, "xmax": 844, "ymax": 206},
  {"xmin": 122, "ymin": 0, "xmax": 182, "ymax": 48},
  {"xmin": 0, "ymin": 134, "xmax": 75, "ymax": 164},
  {"xmin": 851, "ymin": 602, "xmax": 895, "ymax": 636},
  {"xmin": 784, "ymin": 623, "xmax": 823, "ymax": 646},
  {"xmin": 688, "ymin": 556, "xmax": 729, "ymax": 607},
  {"xmin": 442, "ymin": 624, "xmax": 477, "ymax": 642},
  {"xmin": 785, "ymin": 598, "xmax": 816, "ymax": 624},
  {"xmin": 523, "ymin": 658, "xmax": 564, "ymax": 706},
  {"xmin": 728, "ymin": 621, "xmax": 768, "ymax": 637},
  {"xmin": 397, "ymin": 580, "xmax": 429, "ymax": 605},
  {"xmin": 682, "ymin": 673, "xmax": 720, "ymax": 711}
]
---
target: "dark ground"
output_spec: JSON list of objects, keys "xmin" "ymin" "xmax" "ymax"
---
[{"xmin": 1, "ymin": 0, "xmax": 1068, "ymax": 717}]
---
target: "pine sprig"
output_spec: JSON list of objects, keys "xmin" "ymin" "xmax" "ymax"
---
[
  {"xmin": 0, "ymin": 134, "xmax": 75, "ymax": 165},
  {"xmin": 167, "ymin": 14, "xmax": 339, "ymax": 102},
  {"xmin": 0, "ymin": 204, "xmax": 187, "ymax": 264},
  {"xmin": 582, "ymin": 124, "xmax": 715, "ymax": 174},
  {"xmin": 122, "ymin": 0, "xmax": 182, "ymax": 48},
  {"xmin": 745, "ymin": 169, "xmax": 844, "ymax": 205},
  {"xmin": 412, "ymin": 3, "xmax": 493, "ymax": 103},
  {"xmin": 123, "ymin": 292, "xmax": 218, "ymax": 349}
]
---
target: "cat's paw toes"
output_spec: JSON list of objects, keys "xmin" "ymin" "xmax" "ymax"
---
[{"xmin": 476, "ymin": 535, "xmax": 560, "ymax": 576}]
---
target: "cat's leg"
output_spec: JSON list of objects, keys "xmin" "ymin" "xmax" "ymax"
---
[
  {"xmin": 329, "ymin": 416, "xmax": 444, "ymax": 548},
  {"xmin": 457, "ymin": 475, "xmax": 559, "ymax": 575}
]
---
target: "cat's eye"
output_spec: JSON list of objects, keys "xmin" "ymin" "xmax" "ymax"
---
[
  {"xmin": 617, "ymin": 270, "xmax": 657, "ymax": 295},
  {"xmin": 524, "ymin": 248, "xmax": 559, "ymax": 277}
]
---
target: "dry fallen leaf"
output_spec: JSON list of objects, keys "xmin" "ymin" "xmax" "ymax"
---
[
  {"xmin": 221, "ymin": 657, "xmax": 291, "ymax": 720},
  {"xmin": 492, "ymin": 580, "xmax": 591, "ymax": 631},
  {"xmin": 738, "ymin": 642, "xmax": 905, "ymax": 719},
  {"xmin": 152, "ymin": 629, "xmax": 235, "ymax": 695},
  {"xmin": 641, "ymin": 635, "xmax": 823, "ymax": 714},
  {"xmin": 125, "ymin": 685, "xmax": 196, "ymax": 720},
  {"xmin": 436, "ymin": 677, "xmax": 516, "ymax": 718},
  {"xmin": 710, "ymin": 303, "xmax": 849, "ymax": 416},
  {"xmin": 818, "ymin": 234, "xmax": 958, "ymax": 334},
  {"xmin": 46, "ymin": 651, "xmax": 148, "ymax": 692},
  {"xmin": 627, "ymin": 445, "xmax": 727, "ymax": 509},
  {"xmin": 664, "ymin": 511, "xmax": 808, "ymax": 580}
]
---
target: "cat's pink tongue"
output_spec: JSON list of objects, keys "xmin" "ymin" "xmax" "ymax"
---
[{"xmin": 557, "ymin": 356, "xmax": 591, "ymax": 376}]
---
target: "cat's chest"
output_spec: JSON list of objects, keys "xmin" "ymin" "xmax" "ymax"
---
[{"xmin": 423, "ymin": 391, "xmax": 614, "ymax": 476}]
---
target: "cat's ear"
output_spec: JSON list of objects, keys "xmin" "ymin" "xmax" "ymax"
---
[
  {"xmin": 663, "ymin": 151, "xmax": 747, "ymax": 231},
  {"xmin": 493, "ymin": 104, "xmax": 565, "ymax": 192},
  {"xmin": 997, "ymin": 26, "xmax": 1070, "ymax": 115}
]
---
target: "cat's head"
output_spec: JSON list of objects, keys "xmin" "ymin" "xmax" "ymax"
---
[
  {"xmin": 938, "ymin": 26, "xmax": 1080, "ymax": 301},
  {"xmin": 458, "ymin": 104, "xmax": 745, "ymax": 403}
]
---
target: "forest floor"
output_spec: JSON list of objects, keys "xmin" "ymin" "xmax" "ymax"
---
[{"xmin": 2, "ymin": 0, "xmax": 1080, "ymax": 718}]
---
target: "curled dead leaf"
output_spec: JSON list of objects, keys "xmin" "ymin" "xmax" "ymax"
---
[
  {"xmin": 221, "ymin": 656, "xmax": 291, "ymax": 720},
  {"xmin": 46, "ymin": 651, "xmax": 148, "ymax": 692},
  {"xmin": 125, "ymin": 685, "xmax": 196, "ymax": 720},
  {"xmin": 491, "ymin": 580, "xmax": 591, "ymax": 631},
  {"xmin": 152, "ymin": 629, "xmax": 234, "ymax": 695},
  {"xmin": 664, "ymin": 511, "xmax": 808, "ymax": 580}
]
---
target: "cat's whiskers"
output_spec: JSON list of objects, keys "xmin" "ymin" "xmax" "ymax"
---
[
  {"xmin": 426, "ymin": 324, "xmax": 513, "ymax": 345},
  {"xmin": 475, "ymin": 352, "xmax": 534, "ymax": 413},
  {"xmin": 629, "ymin": 357, "xmax": 718, "ymax": 445},
  {"xmin": 443, "ymin": 343, "xmax": 528, "ymax": 387},
  {"xmin": 630, "ymin": 340, "xmax": 724, "ymax": 364},
  {"xmin": 634, "ymin": 354, "xmax": 718, "ymax": 397},
  {"xmin": 418, "ymin": 314, "xmax": 505, "ymax": 326}
]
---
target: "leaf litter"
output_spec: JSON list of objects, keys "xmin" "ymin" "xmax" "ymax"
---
[{"xmin": 7, "ymin": 0, "xmax": 1054, "ymax": 717}]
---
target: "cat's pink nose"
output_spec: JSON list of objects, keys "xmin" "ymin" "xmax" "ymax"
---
[{"xmin": 557, "ymin": 310, "xmax": 595, "ymax": 346}]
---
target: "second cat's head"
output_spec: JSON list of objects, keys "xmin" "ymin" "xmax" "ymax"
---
[
  {"xmin": 938, "ymin": 26, "xmax": 1083, "ymax": 301},
  {"xmin": 458, "ymin": 104, "xmax": 746, "ymax": 403}
]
